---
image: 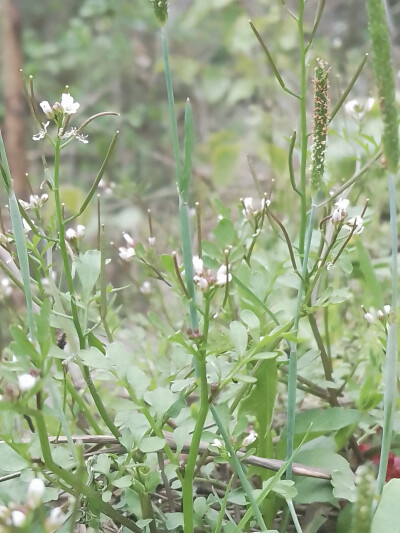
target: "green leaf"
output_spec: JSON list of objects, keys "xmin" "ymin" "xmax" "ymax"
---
[
  {"xmin": 294, "ymin": 408, "xmax": 363, "ymax": 436},
  {"xmin": 372, "ymin": 479, "xmax": 400, "ymax": 532},
  {"xmin": 165, "ymin": 512, "xmax": 184, "ymax": 531},
  {"xmin": 0, "ymin": 442, "xmax": 29, "ymax": 472},
  {"xmin": 78, "ymin": 347, "xmax": 112, "ymax": 370},
  {"xmin": 76, "ymin": 250, "xmax": 101, "ymax": 304},
  {"xmin": 143, "ymin": 388, "xmax": 175, "ymax": 418},
  {"xmin": 113, "ymin": 475, "xmax": 133, "ymax": 488},
  {"xmin": 126, "ymin": 366, "xmax": 150, "ymax": 399},
  {"xmin": 240, "ymin": 309, "xmax": 260, "ymax": 342},
  {"xmin": 213, "ymin": 218, "xmax": 236, "ymax": 248},
  {"xmin": 139, "ymin": 436, "xmax": 165, "ymax": 453},
  {"xmin": 10, "ymin": 326, "xmax": 40, "ymax": 365},
  {"xmin": 229, "ymin": 321, "xmax": 248, "ymax": 356}
]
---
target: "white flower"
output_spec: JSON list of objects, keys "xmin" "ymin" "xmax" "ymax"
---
[
  {"xmin": 59, "ymin": 127, "xmax": 89, "ymax": 144},
  {"xmin": 60, "ymin": 93, "xmax": 80, "ymax": 114},
  {"xmin": 242, "ymin": 197, "xmax": 268, "ymax": 218},
  {"xmin": 32, "ymin": 121, "xmax": 50, "ymax": 141},
  {"xmin": 18, "ymin": 373, "xmax": 37, "ymax": 391},
  {"xmin": 1, "ymin": 278, "xmax": 12, "ymax": 297},
  {"xmin": 140, "ymin": 281, "xmax": 151, "ymax": 294},
  {"xmin": 27, "ymin": 478, "xmax": 45, "ymax": 508},
  {"xmin": 65, "ymin": 228, "xmax": 77, "ymax": 241},
  {"xmin": 212, "ymin": 438, "xmax": 223, "ymax": 449},
  {"xmin": 76, "ymin": 225, "xmax": 85, "ymax": 238},
  {"xmin": 344, "ymin": 98, "xmax": 374, "ymax": 120},
  {"xmin": 119, "ymin": 246, "xmax": 135, "ymax": 261},
  {"xmin": 215, "ymin": 264, "xmax": 232, "ymax": 286},
  {"xmin": 377, "ymin": 309, "xmax": 384, "ymax": 320},
  {"xmin": 384, "ymin": 304, "xmax": 391, "ymax": 315},
  {"xmin": 364, "ymin": 311, "xmax": 375, "ymax": 324},
  {"xmin": 45, "ymin": 507, "xmax": 65, "ymax": 530},
  {"xmin": 148, "ymin": 236, "xmax": 156, "ymax": 247},
  {"xmin": 11, "ymin": 510, "xmax": 26, "ymax": 527},
  {"xmin": 331, "ymin": 197, "xmax": 349, "ymax": 224},
  {"xmin": 242, "ymin": 430, "xmax": 258, "ymax": 447},
  {"xmin": 194, "ymin": 275, "xmax": 209, "ymax": 291},
  {"xmin": 40, "ymin": 101, "xmax": 55, "ymax": 119},
  {"xmin": 65, "ymin": 225, "xmax": 85, "ymax": 241},
  {"xmin": 192, "ymin": 256, "xmax": 204, "ymax": 276},
  {"xmin": 123, "ymin": 232, "xmax": 135, "ymax": 247},
  {"xmin": 345, "ymin": 216, "xmax": 364, "ymax": 234},
  {"xmin": 20, "ymin": 194, "xmax": 49, "ymax": 210}
]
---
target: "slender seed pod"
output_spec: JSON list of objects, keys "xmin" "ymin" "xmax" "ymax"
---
[
  {"xmin": 311, "ymin": 59, "xmax": 330, "ymax": 194},
  {"xmin": 367, "ymin": 0, "xmax": 399, "ymax": 173},
  {"xmin": 151, "ymin": 0, "xmax": 168, "ymax": 25}
]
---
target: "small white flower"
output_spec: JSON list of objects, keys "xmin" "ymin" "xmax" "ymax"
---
[
  {"xmin": 76, "ymin": 225, "xmax": 85, "ymax": 238},
  {"xmin": 60, "ymin": 93, "xmax": 80, "ymax": 114},
  {"xmin": 45, "ymin": 507, "xmax": 65, "ymax": 530},
  {"xmin": 18, "ymin": 373, "xmax": 37, "ymax": 391},
  {"xmin": 27, "ymin": 478, "xmax": 45, "ymax": 508},
  {"xmin": 40, "ymin": 101, "xmax": 55, "ymax": 119},
  {"xmin": 212, "ymin": 438, "xmax": 223, "ymax": 449},
  {"xmin": 140, "ymin": 281, "xmax": 152, "ymax": 294},
  {"xmin": 148, "ymin": 236, "xmax": 156, "ymax": 247},
  {"xmin": 192, "ymin": 256, "xmax": 204, "ymax": 276},
  {"xmin": 21, "ymin": 194, "xmax": 49, "ymax": 210},
  {"xmin": 242, "ymin": 197, "xmax": 268, "ymax": 218},
  {"xmin": 384, "ymin": 304, "xmax": 391, "ymax": 315},
  {"xmin": 331, "ymin": 198, "xmax": 349, "ymax": 224},
  {"xmin": 11, "ymin": 510, "xmax": 26, "ymax": 527},
  {"xmin": 345, "ymin": 98, "xmax": 374, "ymax": 120},
  {"xmin": 345, "ymin": 216, "xmax": 364, "ymax": 234},
  {"xmin": 194, "ymin": 275, "xmax": 209, "ymax": 291},
  {"xmin": 1, "ymin": 278, "xmax": 13, "ymax": 297},
  {"xmin": 364, "ymin": 311, "xmax": 375, "ymax": 324},
  {"xmin": 123, "ymin": 232, "xmax": 135, "ymax": 247},
  {"xmin": 242, "ymin": 430, "xmax": 258, "ymax": 447},
  {"xmin": 65, "ymin": 228, "xmax": 77, "ymax": 241},
  {"xmin": 119, "ymin": 246, "xmax": 135, "ymax": 261},
  {"xmin": 32, "ymin": 121, "xmax": 50, "ymax": 141},
  {"xmin": 377, "ymin": 309, "xmax": 384, "ymax": 320},
  {"xmin": 215, "ymin": 264, "xmax": 232, "ymax": 286}
]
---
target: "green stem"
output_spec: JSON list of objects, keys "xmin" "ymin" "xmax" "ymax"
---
[
  {"xmin": 297, "ymin": 1, "xmax": 308, "ymax": 258},
  {"xmin": 53, "ymin": 136, "xmax": 120, "ymax": 440},
  {"xmin": 286, "ymin": 203, "xmax": 315, "ymax": 478},
  {"xmin": 182, "ymin": 295, "xmax": 211, "ymax": 532},
  {"xmin": 375, "ymin": 173, "xmax": 398, "ymax": 504}
]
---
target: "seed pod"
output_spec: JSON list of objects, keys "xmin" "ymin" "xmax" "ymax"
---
[
  {"xmin": 311, "ymin": 59, "xmax": 330, "ymax": 194},
  {"xmin": 151, "ymin": 0, "xmax": 168, "ymax": 25},
  {"xmin": 367, "ymin": 0, "xmax": 399, "ymax": 173}
]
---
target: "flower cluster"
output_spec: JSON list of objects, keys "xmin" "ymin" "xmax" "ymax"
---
[
  {"xmin": 363, "ymin": 304, "xmax": 391, "ymax": 324},
  {"xmin": 118, "ymin": 232, "xmax": 136, "ymax": 262},
  {"xmin": 241, "ymin": 197, "xmax": 269, "ymax": 219},
  {"xmin": 19, "ymin": 194, "xmax": 49, "ymax": 210},
  {"xmin": 344, "ymin": 98, "xmax": 374, "ymax": 121},
  {"xmin": 65, "ymin": 224, "xmax": 85, "ymax": 242},
  {"xmin": 192, "ymin": 256, "xmax": 232, "ymax": 291},
  {"xmin": 0, "ymin": 477, "xmax": 65, "ymax": 530},
  {"xmin": 33, "ymin": 90, "xmax": 89, "ymax": 144},
  {"xmin": 330, "ymin": 197, "xmax": 365, "ymax": 234}
]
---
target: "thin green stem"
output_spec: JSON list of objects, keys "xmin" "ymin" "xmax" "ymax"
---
[
  {"xmin": 182, "ymin": 295, "xmax": 211, "ymax": 532},
  {"xmin": 297, "ymin": 1, "xmax": 308, "ymax": 258},
  {"xmin": 375, "ymin": 173, "xmax": 398, "ymax": 504},
  {"xmin": 53, "ymin": 136, "xmax": 120, "ymax": 440},
  {"xmin": 286, "ymin": 203, "xmax": 316, "ymax": 478}
]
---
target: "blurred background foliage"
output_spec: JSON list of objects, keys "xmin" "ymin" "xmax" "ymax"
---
[
  {"xmin": 0, "ymin": 0, "xmax": 396, "ymax": 321},
  {"xmin": 5, "ymin": 1, "xmax": 379, "ymax": 211}
]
